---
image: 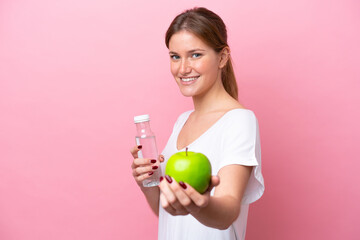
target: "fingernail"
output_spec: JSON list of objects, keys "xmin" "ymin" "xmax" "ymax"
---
[
  {"xmin": 179, "ymin": 181, "xmax": 187, "ymax": 189},
  {"xmin": 148, "ymin": 172, "xmax": 154, "ymax": 176},
  {"xmin": 152, "ymin": 166, "xmax": 158, "ymax": 170},
  {"xmin": 160, "ymin": 176, "xmax": 164, "ymax": 182},
  {"xmin": 137, "ymin": 145, "xmax": 142, "ymax": 149},
  {"xmin": 150, "ymin": 159, "xmax": 156, "ymax": 163},
  {"xmin": 165, "ymin": 175, "xmax": 172, "ymax": 183}
]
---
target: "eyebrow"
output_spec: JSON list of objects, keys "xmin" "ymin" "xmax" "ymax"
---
[{"xmin": 169, "ymin": 48, "xmax": 206, "ymax": 55}]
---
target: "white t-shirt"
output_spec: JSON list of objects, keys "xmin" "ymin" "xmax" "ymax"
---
[{"xmin": 158, "ymin": 109, "xmax": 265, "ymax": 240}]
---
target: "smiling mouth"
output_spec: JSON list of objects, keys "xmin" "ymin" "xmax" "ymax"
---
[{"xmin": 180, "ymin": 76, "xmax": 200, "ymax": 83}]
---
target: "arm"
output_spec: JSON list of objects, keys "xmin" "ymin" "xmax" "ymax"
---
[
  {"xmin": 192, "ymin": 164, "xmax": 252, "ymax": 229},
  {"xmin": 159, "ymin": 164, "xmax": 252, "ymax": 229},
  {"xmin": 130, "ymin": 145, "xmax": 163, "ymax": 216}
]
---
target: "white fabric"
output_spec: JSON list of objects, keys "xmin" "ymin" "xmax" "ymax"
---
[{"xmin": 158, "ymin": 109, "xmax": 265, "ymax": 240}]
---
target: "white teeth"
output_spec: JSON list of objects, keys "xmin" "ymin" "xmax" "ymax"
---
[{"xmin": 181, "ymin": 77, "xmax": 198, "ymax": 82}]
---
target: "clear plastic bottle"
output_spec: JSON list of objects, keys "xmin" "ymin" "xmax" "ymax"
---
[{"xmin": 134, "ymin": 114, "xmax": 161, "ymax": 187}]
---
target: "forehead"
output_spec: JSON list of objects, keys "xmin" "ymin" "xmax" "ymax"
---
[{"xmin": 168, "ymin": 30, "xmax": 211, "ymax": 52}]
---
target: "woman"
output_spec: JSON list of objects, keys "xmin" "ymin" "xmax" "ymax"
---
[{"xmin": 130, "ymin": 7, "xmax": 264, "ymax": 240}]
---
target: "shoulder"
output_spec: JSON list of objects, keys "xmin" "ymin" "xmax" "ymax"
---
[
  {"xmin": 224, "ymin": 108, "xmax": 257, "ymax": 125},
  {"xmin": 220, "ymin": 109, "xmax": 258, "ymax": 139}
]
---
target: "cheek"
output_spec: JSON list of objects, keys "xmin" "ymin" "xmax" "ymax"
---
[
  {"xmin": 194, "ymin": 59, "xmax": 217, "ymax": 74},
  {"xmin": 170, "ymin": 62, "xmax": 178, "ymax": 76}
]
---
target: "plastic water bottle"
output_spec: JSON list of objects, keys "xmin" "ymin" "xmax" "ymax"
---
[{"xmin": 134, "ymin": 114, "xmax": 161, "ymax": 187}]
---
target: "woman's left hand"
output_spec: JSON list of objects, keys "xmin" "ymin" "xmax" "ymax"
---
[{"xmin": 158, "ymin": 175, "xmax": 220, "ymax": 216}]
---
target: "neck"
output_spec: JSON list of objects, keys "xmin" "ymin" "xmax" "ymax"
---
[{"xmin": 192, "ymin": 79, "xmax": 233, "ymax": 114}]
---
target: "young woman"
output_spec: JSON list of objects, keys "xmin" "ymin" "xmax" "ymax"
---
[{"xmin": 130, "ymin": 7, "xmax": 264, "ymax": 240}]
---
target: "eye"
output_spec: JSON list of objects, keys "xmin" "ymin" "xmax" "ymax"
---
[
  {"xmin": 192, "ymin": 53, "xmax": 202, "ymax": 58},
  {"xmin": 170, "ymin": 55, "xmax": 180, "ymax": 60}
]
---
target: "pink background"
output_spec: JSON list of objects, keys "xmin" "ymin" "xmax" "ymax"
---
[{"xmin": 1, "ymin": 0, "xmax": 359, "ymax": 239}]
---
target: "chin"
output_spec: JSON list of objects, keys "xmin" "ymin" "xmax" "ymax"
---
[
  {"xmin": 178, "ymin": 89, "xmax": 198, "ymax": 97},
  {"xmin": 181, "ymin": 93, "xmax": 195, "ymax": 98},
  {"xmin": 176, "ymin": 82, "xmax": 205, "ymax": 98}
]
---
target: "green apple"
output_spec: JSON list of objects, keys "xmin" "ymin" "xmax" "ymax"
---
[{"xmin": 165, "ymin": 148, "xmax": 211, "ymax": 194}]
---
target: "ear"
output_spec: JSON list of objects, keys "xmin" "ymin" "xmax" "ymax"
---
[{"xmin": 219, "ymin": 47, "xmax": 230, "ymax": 69}]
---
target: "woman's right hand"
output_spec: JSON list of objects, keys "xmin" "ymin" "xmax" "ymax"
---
[{"xmin": 130, "ymin": 145, "xmax": 164, "ymax": 187}]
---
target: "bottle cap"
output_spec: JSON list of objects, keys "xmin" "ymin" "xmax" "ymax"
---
[{"xmin": 134, "ymin": 114, "xmax": 150, "ymax": 123}]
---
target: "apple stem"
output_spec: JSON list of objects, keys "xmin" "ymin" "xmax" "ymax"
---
[{"xmin": 186, "ymin": 147, "xmax": 188, "ymax": 156}]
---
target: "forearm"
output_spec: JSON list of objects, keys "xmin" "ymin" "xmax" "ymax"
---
[
  {"xmin": 140, "ymin": 186, "xmax": 160, "ymax": 216},
  {"xmin": 191, "ymin": 195, "xmax": 240, "ymax": 230}
]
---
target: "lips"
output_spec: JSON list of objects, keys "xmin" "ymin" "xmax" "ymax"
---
[{"xmin": 179, "ymin": 76, "xmax": 200, "ymax": 85}]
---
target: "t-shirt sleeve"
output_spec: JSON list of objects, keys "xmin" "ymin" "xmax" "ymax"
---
[{"xmin": 219, "ymin": 110, "xmax": 265, "ymax": 204}]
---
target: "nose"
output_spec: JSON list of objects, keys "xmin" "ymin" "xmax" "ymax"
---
[{"xmin": 179, "ymin": 59, "xmax": 191, "ymax": 75}]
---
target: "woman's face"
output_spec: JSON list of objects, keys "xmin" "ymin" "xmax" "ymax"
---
[{"xmin": 168, "ymin": 30, "xmax": 224, "ymax": 98}]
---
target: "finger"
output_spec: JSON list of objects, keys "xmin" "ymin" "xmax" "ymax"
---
[
  {"xmin": 132, "ymin": 165, "xmax": 151, "ymax": 176},
  {"xmin": 132, "ymin": 158, "xmax": 158, "ymax": 167},
  {"xmin": 160, "ymin": 192, "xmax": 189, "ymax": 216},
  {"xmin": 159, "ymin": 176, "xmax": 187, "ymax": 212},
  {"xmin": 206, "ymin": 175, "xmax": 220, "ymax": 192},
  {"xmin": 135, "ymin": 171, "xmax": 154, "ymax": 183},
  {"xmin": 169, "ymin": 181, "xmax": 196, "ymax": 213},
  {"xmin": 130, "ymin": 145, "xmax": 142, "ymax": 159},
  {"xmin": 160, "ymin": 193, "xmax": 177, "ymax": 215},
  {"xmin": 132, "ymin": 163, "xmax": 160, "ymax": 176},
  {"xmin": 184, "ymin": 184, "xmax": 209, "ymax": 208},
  {"xmin": 158, "ymin": 155, "xmax": 165, "ymax": 163}
]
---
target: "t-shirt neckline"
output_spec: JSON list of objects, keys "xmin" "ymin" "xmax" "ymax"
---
[{"xmin": 175, "ymin": 108, "xmax": 250, "ymax": 151}]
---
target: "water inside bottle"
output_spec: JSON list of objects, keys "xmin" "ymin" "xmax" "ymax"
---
[{"xmin": 136, "ymin": 136, "xmax": 161, "ymax": 187}]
